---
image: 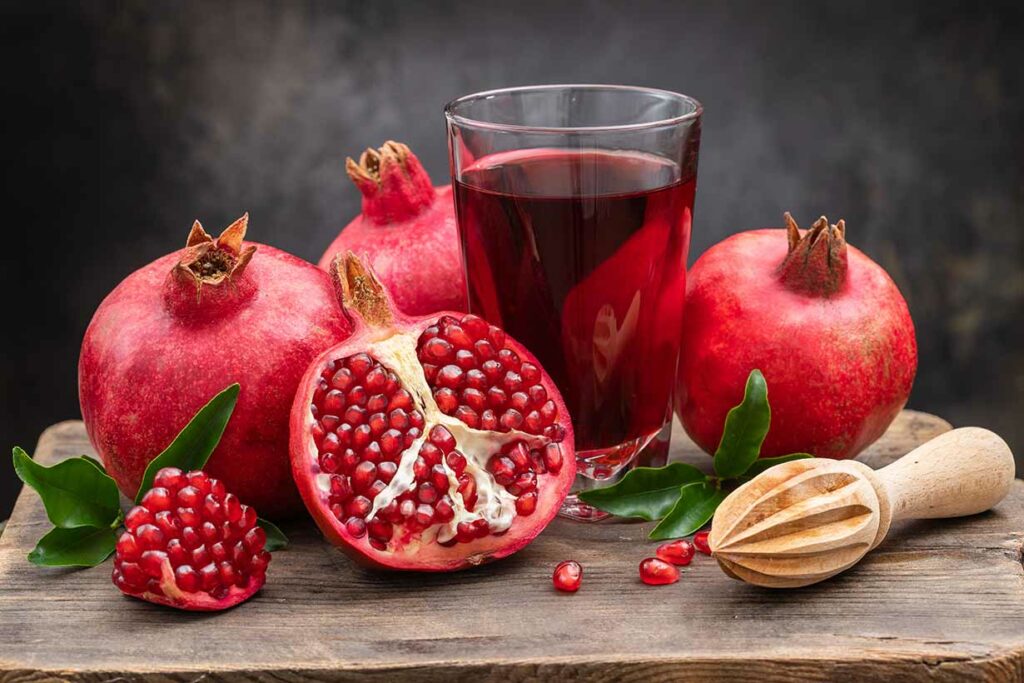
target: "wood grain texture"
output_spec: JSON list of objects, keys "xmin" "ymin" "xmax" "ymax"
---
[{"xmin": 2, "ymin": 412, "xmax": 1023, "ymax": 682}]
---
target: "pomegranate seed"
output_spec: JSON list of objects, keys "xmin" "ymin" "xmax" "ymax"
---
[
  {"xmin": 344, "ymin": 406, "xmax": 366, "ymax": 426},
  {"xmin": 154, "ymin": 510, "xmax": 182, "ymax": 538},
  {"xmin": 457, "ymin": 476, "xmax": 477, "ymax": 510},
  {"xmin": 455, "ymin": 349, "xmax": 476, "ymax": 369},
  {"xmin": 429, "ymin": 425, "xmax": 456, "ymax": 452},
  {"xmin": 116, "ymin": 532, "xmax": 141, "ymax": 561},
  {"xmin": 639, "ymin": 557, "xmax": 680, "ymax": 585},
  {"xmin": 345, "ymin": 517, "xmax": 366, "ymax": 538},
  {"xmin": 378, "ymin": 461, "xmax": 398, "ymax": 483},
  {"xmin": 352, "ymin": 424, "xmax": 372, "ymax": 448},
  {"xmin": 347, "ymin": 386, "xmax": 368, "ymax": 407},
  {"xmin": 454, "ymin": 405, "xmax": 479, "ymax": 427},
  {"xmin": 515, "ymin": 491, "xmax": 537, "ymax": 516},
  {"xmin": 544, "ymin": 424, "xmax": 566, "ymax": 441},
  {"xmin": 320, "ymin": 432, "xmax": 341, "ymax": 454},
  {"xmin": 465, "ymin": 369, "xmax": 488, "ymax": 389},
  {"xmin": 175, "ymin": 565, "xmax": 201, "ymax": 593},
  {"xmin": 528, "ymin": 384, "xmax": 547, "ymax": 405},
  {"xmin": 505, "ymin": 442, "xmax": 530, "ymax": 470},
  {"xmin": 509, "ymin": 471, "xmax": 537, "ymax": 495},
  {"xmin": 412, "ymin": 456, "xmax": 429, "ymax": 481},
  {"xmin": 552, "ymin": 560, "xmax": 582, "ymax": 592},
  {"xmin": 498, "ymin": 349, "xmax": 520, "ymax": 369},
  {"xmin": 540, "ymin": 400, "xmax": 557, "ymax": 423},
  {"xmin": 471, "ymin": 518, "xmax": 490, "ymax": 538},
  {"xmin": 462, "ymin": 388, "xmax": 487, "ymax": 411},
  {"xmin": 542, "ymin": 443, "xmax": 564, "ymax": 473},
  {"xmin": 176, "ymin": 486, "xmax": 202, "ymax": 509},
  {"xmin": 482, "ymin": 360, "xmax": 503, "ymax": 380},
  {"xmin": 445, "ymin": 450, "xmax": 467, "ymax": 476},
  {"xmin": 409, "ymin": 411, "xmax": 425, "ymax": 429},
  {"xmin": 500, "ymin": 409, "xmax": 524, "ymax": 431},
  {"xmin": 364, "ymin": 366, "xmax": 387, "ymax": 391},
  {"xmin": 473, "ymin": 339, "xmax": 496, "ymax": 360},
  {"xmin": 422, "ymin": 337, "xmax": 453, "ymax": 361},
  {"xmin": 417, "ymin": 483, "xmax": 438, "ymax": 504},
  {"xmin": 346, "ymin": 495, "xmax": 371, "ymax": 518},
  {"xmin": 379, "ymin": 500, "xmax": 401, "ymax": 523},
  {"xmin": 436, "ymin": 365, "xmax": 464, "ymax": 389},
  {"xmin": 135, "ymin": 524, "xmax": 165, "ymax": 550},
  {"xmin": 456, "ymin": 521, "xmax": 475, "ymax": 543},
  {"xmin": 320, "ymin": 452, "xmax": 340, "ymax": 473},
  {"xmin": 380, "ymin": 429, "xmax": 403, "ymax": 456},
  {"xmin": 141, "ymin": 487, "xmax": 173, "ymax": 512},
  {"xmin": 339, "ymin": 449, "xmax": 359, "ymax": 472},
  {"xmin": 347, "ymin": 353, "xmax": 373, "ymax": 377},
  {"xmin": 524, "ymin": 411, "xmax": 543, "ymax": 432},
  {"xmin": 388, "ymin": 409, "xmax": 410, "ymax": 430},
  {"xmin": 434, "ymin": 388, "xmax": 458, "ymax": 413},
  {"xmin": 430, "ymin": 464, "xmax": 450, "ymax": 490},
  {"xmin": 336, "ymin": 423, "xmax": 353, "ymax": 446},
  {"xmin": 656, "ymin": 540, "xmax": 696, "ymax": 566},
  {"xmin": 311, "ymin": 422, "xmax": 326, "ymax": 446},
  {"xmin": 480, "ymin": 410, "xmax": 498, "ymax": 430},
  {"xmin": 331, "ymin": 367, "xmax": 354, "ymax": 391},
  {"xmin": 434, "ymin": 496, "xmax": 455, "ymax": 522},
  {"xmin": 367, "ymin": 393, "xmax": 388, "ymax": 412},
  {"xmin": 368, "ymin": 480, "xmax": 387, "ymax": 498},
  {"xmin": 509, "ymin": 392, "xmax": 530, "ymax": 412},
  {"xmin": 487, "ymin": 387, "xmax": 508, "ymax": 408},
  {"xmin": 323, "ymin": 389, "xmax": 345, "ymax": 414},
  {"xmin": 694, "ymin": 531, "xmax": 712, "ymax": 555},
  {"xmin": 489, "ymin": 456, "xmax": 516, "ymax": 486},
  {"xmin": 389, "ymin": 390, "xmax": 414, "ymax": 411},
  {"xmin": 414, "ymin": 504, "xmax": 434, "ymax": 527},
  {"xmin": 488, "ymin": 325, "xmax": 506, "ymax": 348},
  {"xmin": 419, "ymin": 442, "xmax": 443, "ymax": 466},
  {"xmin": 367, "ymin": 517, "xmax": 393, "ymax": 541},
  {"xmin": 330, "ymin": 474, "xmax": 353, "ymax": 499},
  {"xmin": 352, "ymin": 462, "xmax": 377, "ymax": 492},
  {"xmin": 399, "ymin": 498, "xmax": 416, "ymax": 519},
  {"xmin": 445, "ymin": 324, "xmax": 473, "ymax": 349},
  {"xmin": 153, "ymin": 467, "xmax": 185, "ymax": 490},
  {"xmin": 362, "ymin": 441, "xmax": 383, "ymax": 463}
]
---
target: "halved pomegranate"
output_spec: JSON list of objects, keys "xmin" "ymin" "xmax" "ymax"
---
[{"xmin": 290, "ymin": 254, "xmax": 575, "ymax": 571}]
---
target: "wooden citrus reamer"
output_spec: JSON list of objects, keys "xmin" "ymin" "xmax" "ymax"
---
[{"xmin": 709, "ymin": 427, "xmax": 1015, "ymax": 588}]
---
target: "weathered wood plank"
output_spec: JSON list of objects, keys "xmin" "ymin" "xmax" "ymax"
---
[{"xmin": 1, "ymin": 412, "xmax": 1022, "ymax": 682}]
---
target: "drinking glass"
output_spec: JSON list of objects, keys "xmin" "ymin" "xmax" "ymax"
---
[{"xmin": 445, "ymin": 85, "xmax": 702, "ymax": 520}]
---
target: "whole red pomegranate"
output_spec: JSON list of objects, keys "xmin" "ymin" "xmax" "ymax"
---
[
  {"xmin": 80, "ymin": 215, "xmax": 351, "ymax": 517},
  {"xmin": 290, "ymin": 253, "xmax": 575, "ymax": 571},
  {"xmin": 113, "ymin": 467, "xmax": 270, "ymax": 611},
  {"xmin": 677, "ymin": 213, "xmax": 917, "ymax": 460},
  {"xmin": 318, "ymin": 141, "xmax": 466, "ymax": 315}
]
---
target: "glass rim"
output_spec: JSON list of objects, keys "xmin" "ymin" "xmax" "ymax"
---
[{"xmin": 444, "ymin": 84, "xmax": 703, "ymax": 134}]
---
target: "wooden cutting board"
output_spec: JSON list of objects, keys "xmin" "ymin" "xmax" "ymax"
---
[{"xmin": 1, "ymin": 412, "xmax": 1022, "ymax": 682}]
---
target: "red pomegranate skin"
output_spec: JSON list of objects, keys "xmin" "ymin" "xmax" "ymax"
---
[
  {"xmin": 318, "ymin": 141, "xmax": 466, "ymax": 315},
  {"xmin": 677, "ymin": 216, "xmax": 917, "ymax": 460},
  {"xmin": 80, "ymin": 216, "xmax": 351, "ymax": 517}
]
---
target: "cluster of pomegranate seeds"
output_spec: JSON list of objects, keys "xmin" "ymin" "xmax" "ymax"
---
[
  {"xmin": 417, "ymin": 314, "xmax": 565, "ymax": 440},
  {"xmin": 638, "ymin": 557, "xmax": 680, "ymax": 586},
  {"xmin": 308, "ymin": 312, "xmax": 571, "ymax": 554},
  {"xmin": 656, "ymin": 539, "xmax": 696, "ymax": 566},
  {"xmin": 552, "ymin": 560, "xmax": 583, "ymax": 593},
  {"xmin": 693, "ymin": 530, "xmax": 712, "ymax": 555},
  {"xmin": 112, "ymin": 468, "xmax": 269, "ymax": 604}
]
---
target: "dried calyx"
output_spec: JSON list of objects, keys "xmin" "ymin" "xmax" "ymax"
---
[
  {"xmin": 173, "ymin": 213, "xmax": 257, "ymax": 290},
  {"xmin": 345, "ymin": 141, "xmax": 435, "ymax": 224},
  {"xmin": 776, "ymin": 212, "xmax": 848, "ymax": 297}
]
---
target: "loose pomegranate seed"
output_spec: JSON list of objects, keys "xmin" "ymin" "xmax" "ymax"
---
[
  {"xmin": 112, "ymin": 467, "xmax": 269, "ymax": 610},
  {"xmin": 656, "ymin": 539, "xmax": 696, "ymax": 566},
  {"xmin": 639, "ymin": 557, "xmax": 680, "ymax": 585},
  {"xmin": 693, "ymin": 530, "xmax": 712, "ymax": 555},
  {"xmin": 552, "ymin": 560, "xmax": 583, "ymax": 593}
]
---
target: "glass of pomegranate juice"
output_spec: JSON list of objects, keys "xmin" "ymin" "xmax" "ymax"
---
[{"xmin": 445, "ymin": 85, "xmax": 702, "ymax": 520}]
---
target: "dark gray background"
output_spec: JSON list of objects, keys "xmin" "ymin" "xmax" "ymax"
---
[{"xmin": 2, "ymin": 1, "xmax": 1022, "ymax": 518}]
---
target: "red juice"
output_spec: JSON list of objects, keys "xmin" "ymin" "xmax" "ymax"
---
[{"xmin": 454, "ymin": 148, "xmax": 694, "ymax": 478}]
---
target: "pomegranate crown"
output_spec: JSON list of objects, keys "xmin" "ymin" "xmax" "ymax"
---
[
  {"xmin": 172, "ymin": 213, "xmax": 256, "ymax": 298},
  {"xmin": 345, "ymin": 141, "xmax": 435, "ymax": 224},
  {"xmin": 330, "ymin": 251, "xmax": 395, "ymax": 329},
  {"xmin": 776, "ymin": 212, "xmax": 848, "ymax": 297}
]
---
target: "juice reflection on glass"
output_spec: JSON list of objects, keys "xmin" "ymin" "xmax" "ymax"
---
[{"xmin": 446, "ymin": 86, "xmax": 701, "ymax": 520}]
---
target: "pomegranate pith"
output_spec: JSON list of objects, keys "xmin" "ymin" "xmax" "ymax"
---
[
  {"xmin": 639, "ymin": 557, "xmax": 680, "ymax": 585},
  {"xmin": 553, "ymin": 560, "xmax": 583, "ymax": 593},
  {"xmin": 291, "ymin": 254, "xmax": 575, "ymax": 571},
  {"xmin": 112, "ymin": 467, "xmax": 269, "ymax": 611}
]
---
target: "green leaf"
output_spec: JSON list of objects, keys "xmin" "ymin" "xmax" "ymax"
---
[
  {"xmin": 12, "ymin": 447, "xmax": 122, "ymax": 529},
  {"xmin": 577, "ymin": 463, "xmax": 707, "ymax": 520},
  {"xmin": 743, "ymin": 453, "xmax": 814, "ymax": 478},
  {"xmin": 78, "ymin": 455, "xmax": 108, "ymax": 474},
  {"xmin": 649, "ymin": 481, "xmax": 727, "ymax": 540},
  {"xmin": 28, "ymin": 525, "xmax": 118, "ymax": 567},
  {"xmin": 135, "ymin": 383, "xmax": 240, "ymax": 502},
  {"xmin": 713, "ymin": 370, "xmax": 771, "ymax": 478},
  {"xmin": 258, "ymin": 518, "xmax": 289, "ymax": 551}
]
